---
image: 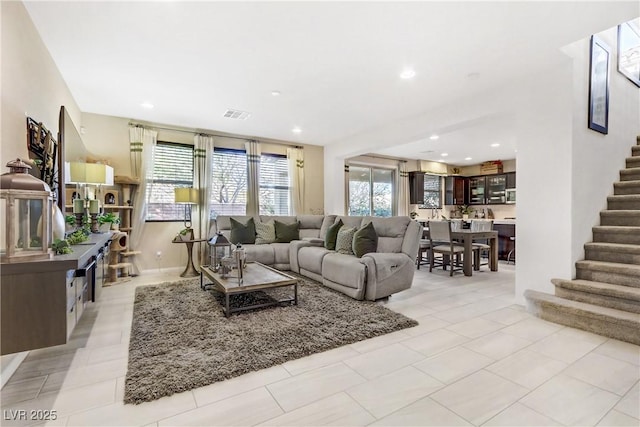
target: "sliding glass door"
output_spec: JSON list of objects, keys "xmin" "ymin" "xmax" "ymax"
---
[{"xmin": 348, "ymin": 165, "xmax": 394, "ymax": 216}]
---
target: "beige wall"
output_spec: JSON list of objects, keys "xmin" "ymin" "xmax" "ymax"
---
[{"xmin": 80, "ymin": 113, "xmax": 324, "ymax": 271}]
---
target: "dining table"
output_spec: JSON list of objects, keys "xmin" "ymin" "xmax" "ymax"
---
[{"xmin": 450, "ymin": 229, "xmax": 499, "ymax": 276}]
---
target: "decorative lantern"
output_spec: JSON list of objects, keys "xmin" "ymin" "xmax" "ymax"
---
[
  {"xmin": 208, "ymin": 231, "xmax": 231, "ymax": 272},
  {"xmin": 0, "ymin": 159, "xmax": 53, "ymax": 263}
]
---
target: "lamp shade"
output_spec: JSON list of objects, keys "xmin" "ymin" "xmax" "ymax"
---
[
  {"xmin": 65, "ymin": 162, "xmax": 114, "ymax": 185},
  {"xmin": 174, "ymin": 187, "xmax": 198, "ymax": 204}
]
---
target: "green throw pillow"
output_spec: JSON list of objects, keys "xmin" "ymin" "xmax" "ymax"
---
[
  {"xmin": 353, "ymin": 222, "xmax": 378, "ymax": 257},
  {"xmin": 324, "ymin": 219, "xmax": 343, "ymax": 250},
  {"xmin": 274, "ymin": 220, "xmax": 300, "ymax": 243},
  {"xmin": 335, "ymin": 226, "xmax": 356, "ymax": 255},
  {"xmin": 229, "ymin": 217, "xmax": 256, "ymax": 244},
  {"xmin": 255, "ymin": 220, "xmax": 276, "ymax": 244}
]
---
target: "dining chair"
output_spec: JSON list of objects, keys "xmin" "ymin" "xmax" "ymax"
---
[
  {"xmin": 427, "ymin": 220, "xmax": 468, "ymax": 276},
  {"xmin": 471, "ymin": 219, "xmax": 493, "ymax": 270}
]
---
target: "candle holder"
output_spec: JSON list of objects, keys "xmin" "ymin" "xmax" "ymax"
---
[
  {"xmin": 75, "ymin": 212, "xmax": 84, "ymax": 228},
  {"xmin": 90, "ymin": 213, "xmax": 99, "ymax": 233}
]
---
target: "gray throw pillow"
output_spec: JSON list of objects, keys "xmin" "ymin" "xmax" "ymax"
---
[
  {"xmin": 274, "ymin": 220, "xmax": 300, "ymax": 243},
  {"xmin": 353, "ymin": 221, "xmax": 378, "ymax": 257},
  {"xmin": 229, "ymin": 217, "xmax": 256, "ymax": 244},
  {"xmin": 324, "ymin": 219, "xmax": 343, "ymax": 250},
  {"xmin": 335, "ymin": 226, "xmax": 356, "ymax": 255},
  {"xmin": 255, "ymin": 220, "xmax": 276, "ymax": 244}
]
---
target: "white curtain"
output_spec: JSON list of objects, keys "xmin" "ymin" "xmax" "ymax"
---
[
  {"xmin": 398, "ymin": 161, "xmax": 410, "ymax": 216},
  {"xmin": 245, "ymin": 140, "xmax": 261, "ymax": 216},
  {"xmin": 128, "ymin": 127, "xmax": 157, "ymax": 275},
  {"xmin": 287, "ymin": 147, "xmax": 305, "ymax": 215},
  {"xmin": 194, "ymin": 134, "xmax": 214, "ymax": 266}
]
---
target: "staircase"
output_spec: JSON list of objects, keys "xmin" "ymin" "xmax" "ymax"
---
[{"xmin": 525, "ymin": 136, "xmax": 640, "ymax": 345}]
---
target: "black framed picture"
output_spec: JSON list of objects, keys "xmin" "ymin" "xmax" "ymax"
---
[
  {"xmin": 588, "ymin": 35, "xmax": 610, "ymax": 135},
  {"xmin": 617, "ymin": 20, "xmax": 640, "ymax": 88}
]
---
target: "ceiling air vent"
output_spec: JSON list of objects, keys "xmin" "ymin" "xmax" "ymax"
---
[{"xmin": 223, "ymin": 109, "xmax": 251, "ymax": 120}]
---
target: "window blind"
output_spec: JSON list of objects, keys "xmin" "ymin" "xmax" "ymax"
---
[{"xmin": 259, "ymin": 153, "xmax": 290, "ymax": 215}]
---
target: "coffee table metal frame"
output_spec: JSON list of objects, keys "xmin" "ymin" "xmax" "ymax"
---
[{"xmin": 200, "ymin": 261, "xmax": 298, "ymax": 317}]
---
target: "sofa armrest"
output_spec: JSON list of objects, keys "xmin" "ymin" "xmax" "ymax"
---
[
  {"xmin": 302, "ymin": 237, "xmax": 324, "ymax": 246},
  {"xmin": 360, "ymin": 252, "xmax": 415, "ymax": 300}
]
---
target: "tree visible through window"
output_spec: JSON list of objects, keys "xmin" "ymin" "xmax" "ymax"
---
[
  {"xmin": 210, "ymin": 148, "xmax": 247, "ymax": 217},
  {"xmin": 146, "ymin": 142, "xmax": 194, "ymax": 221},
  {"xmin": 348, "ymin": 165, "xmax": 394, "ymax": 216},
  {"xmin": 259, "ymin": 154, "xmax": 290, "ymax": 215}
]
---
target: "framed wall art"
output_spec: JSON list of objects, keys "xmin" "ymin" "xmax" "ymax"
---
[
  {"xmin": 617, "ymin": 20, "xmax": 640, "ymax": 88},
  {"xmin": 588, "ymin": 35, "xmax": 611, "ymax": 135}
]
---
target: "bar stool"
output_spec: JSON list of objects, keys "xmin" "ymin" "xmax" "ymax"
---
[{"xmin": 507, "ymin": 236, "xmax": 516, "ymax": 264}]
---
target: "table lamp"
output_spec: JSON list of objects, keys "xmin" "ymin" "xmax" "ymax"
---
[{"xmin": 174, "ymin": 187, "xmax": 198, "ymax": 238}]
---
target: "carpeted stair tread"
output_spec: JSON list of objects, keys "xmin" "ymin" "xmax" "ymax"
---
[
  {"xmin": 575, "ymin": 260, "xmax": 640, "ymax": 275},
  {"xmin": 600, "ymin": 210, "xmax": 640, "ymax": 226},
  {"xmin": 620, "ymin": 167, "xmax": 640, "ymax": 181},
  {"xmin": 614, "ymin": 181, "xmax": 640, "ymax": 195},
  {"xmin": 633, "ymin": 145, "xmax": 640, "ymax": 156},
  {"xmin": 525, "ymin": 290, "xmax": 640, "ymax": 345},
  {"xmin": 627, "ymin": 157, "xmax": 640, "ymax": 167},
  {"xmin": 593, "ymin": 225, "xmax": 640, "ymax": 234},
  {"xmin": 584, "ymin": 242, "xmax": 640, "ymax": 254},
  {"xmin": 552, "ymin": 278, "xmax": 640, "ymax": 301},
  {"xmin": 526, "ymin": 290, "xmax": 640, "ymax": 323},
  {"xmin": 607, "ymin": 194, "xmax": 640, "ymax": 209}
]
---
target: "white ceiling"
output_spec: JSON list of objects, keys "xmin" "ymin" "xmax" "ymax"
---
[{"xmin": 24, "ymin": 1, "xmax": 638, "ymax": 165}]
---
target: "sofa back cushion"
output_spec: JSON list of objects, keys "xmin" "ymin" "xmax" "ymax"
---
[
  {"xmin": 335, "ymin": 215, "xmax": 366, "ymax": 229},
  {"xmin": 297, "ymin": 215, "xmax": 325, "ymax": 239},
  {"xmin": 364, "ymin": 216, "xmax": 411, "ymax": 253}
]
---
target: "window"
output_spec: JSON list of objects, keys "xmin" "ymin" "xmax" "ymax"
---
[
  {"xmin": 259, "ymin": 153, "xmax": 290, "ymax": 215},
  {"xmin": 146, "ymin": 142, "xmax": 193, "ymax": 221},
  {"xmin": 210, "ymin": 148, "xmax": 248, "ymax": 217},
  {"xmin": 420, "ymin": 174, "xmax": 442, "ymax": 208},
  {"xmin": 348, "ymin": 165, "xmax": 394, "ymax": 217}
]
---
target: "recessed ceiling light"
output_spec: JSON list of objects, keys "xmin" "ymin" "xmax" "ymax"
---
[
  {"xmin": 429, "ymin": 134, "xmax": 439, "ymax": 140},
  {"xmin": 491, "ymin": 143, "xmax": 500, "ymax": 147},
  {"xmin": 441, "ymin": 153, "xmax": 448, "ymax": 157},
  {"xmin": 400, "ymin": 68, "xmax": 416, "ymax": 79},
  {"xmin": 292, "ymin": 127, "xmax": 302, "ymax": 134},
  {"xmin": 140, "ymin": 102, "xmax": 154, "ymax": 109},
  {"xmin": 271, "ymin": 90, "xmax": 281, "ymax": 96},
  {"xmin": 438, "ymin": 159, "xmax": 444, "ymax": 162},
  {"xmin": 465, "ymin": 157, "xmax": 472, "ymax": 161}
]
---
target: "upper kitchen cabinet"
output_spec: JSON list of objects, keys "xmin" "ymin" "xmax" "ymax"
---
[
  {"xmin": 486, "ymin": 174, "xmax": 507, "ymax": 204},
  {"xmin": 468, "ymin": 176, "xmax": 486, "ymax": 205},
  {"xmin": 409, "ymin": 172, "xmax": 425, "ymax": 205},
  {"xmin": 506, "ymin": 172, "xmax": 516, "ymax": 188},
  {"xmin": 445, "ymin": 176, "xmax": 467, "ymax": 205}
]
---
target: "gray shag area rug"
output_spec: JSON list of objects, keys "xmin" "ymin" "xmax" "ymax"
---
[{"xmin": 124, "ymin": 273, "xmax": 418, "ymax": 404}]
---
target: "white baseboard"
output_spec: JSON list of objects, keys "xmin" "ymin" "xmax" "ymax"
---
[{"xmin": 139, "ymin": 266, "xmax": 183, "ymax": 276}]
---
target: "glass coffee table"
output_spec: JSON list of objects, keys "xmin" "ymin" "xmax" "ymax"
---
[{"xmin": 200, "ymin": 262, "xmax": 298, "ymax": 317}]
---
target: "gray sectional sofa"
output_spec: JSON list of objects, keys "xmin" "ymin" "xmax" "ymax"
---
[{"xmin": 209, "ymin": 214, "xmax": 422, "ymax": 301}]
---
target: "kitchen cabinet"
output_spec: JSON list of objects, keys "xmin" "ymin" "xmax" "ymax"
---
[
  {"xmin": 506, "ymin": 172, "xmax": 516, "ymax": 188},
  {"xmin": 468, "ymin": 176, "xmax": 486, "ymax": 205},
  {"xmin": 486, "ymin": 174, "xmax": 507, "ymax": 204},
  {"xmin": 409, "ymin": 172, "xmax": 425, "ymax": 205},
  {"xmin": 1, "ymin": 233, "xmax": 112, "ymax": 355},
  {"xmin": 445, "ymin": 176, "xmax": 467, "ymax": 205}
]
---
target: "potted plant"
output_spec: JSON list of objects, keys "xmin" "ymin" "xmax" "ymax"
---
[
  {"xmin": 175, "ymin": 227, "xmax": 194, "ymax": 241},
  {"xmin": 458, "ymin": 205, "xmax": 474, "ymax": 220},
  {"xmin": 97, "ymin": 212, "xmax": 120, "ymax": 232},
  {"xmin": 409, "ymin": 211, "xmax": 418, "ymax": 220},
  {"xmin": 64, "ymin": 214, "xmax": 76, "ymax": 233}
]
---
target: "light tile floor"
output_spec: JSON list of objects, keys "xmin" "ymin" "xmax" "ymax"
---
[{"xmin": 2, "ymin": 263, "xmax": 639, "ymax": 427}]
